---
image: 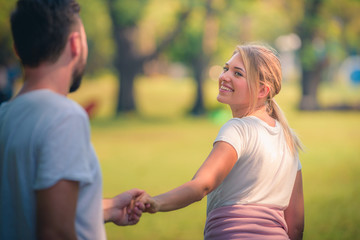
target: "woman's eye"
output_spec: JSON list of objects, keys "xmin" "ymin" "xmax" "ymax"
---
[
  {"xmin": 235, "ymin": 72, "xmax": 242, "ymax": 77},
  {"xmin": 223, "ymin": 67, "xmax": 229, "ymax": 72}
]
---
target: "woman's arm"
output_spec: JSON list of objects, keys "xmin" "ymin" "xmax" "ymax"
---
[
  {"xmin": 140, "ymin": 141, "xmax": 238, "ymax": 213},
  {"xmin": 284, "ymin": 170, "xmax": 304, "ymax": 240}
]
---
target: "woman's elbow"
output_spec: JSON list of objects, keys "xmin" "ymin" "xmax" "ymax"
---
[
  {"xmin": 288, "ymin": 221, "xmax": 304, "ymax": 240},
  {"xmin": 289, "ymin": 229, "xmax": 304, "ymax": 240},
  {"xmin": 191, "ymin": 180, "xmax": 213, "ymax": 202}
]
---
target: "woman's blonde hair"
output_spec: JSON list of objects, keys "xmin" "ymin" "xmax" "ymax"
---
[{"xmin": 235, "ymin": 43, "xmax": 302, "ymax": 155}]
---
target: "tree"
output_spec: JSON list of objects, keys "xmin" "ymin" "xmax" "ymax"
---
[
  {"xmin": 0, "ymin": 1, "xmax": 17, "ymax": 67},
  {"xmin": 0, "ymin": 1, "xmax": 21, "ymax": 103},
  {"xmin": 78, "ymin": 0, "xmax": 115, "ymax": 74},
  {"xmin": 165, "ymin": 0, "xmax": 220, "ymax": 115},
  {"xmin": 105, "ymin": 0, "xmax": 191, "ymax": 114},
  {"xmin": 296, "ymin": 0, "xmax": 328, "ymax": 110},
  {"xmin": 295, "ymin": 0, "xmax": 360, "ymax": 110}
]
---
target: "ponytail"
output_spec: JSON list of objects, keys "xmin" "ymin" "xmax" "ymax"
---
[
  {"xmin": 236, "ymin": 43, "xmax": 303, "ymax": 156},
  {"xmin": 268, "ymin": 99, "xmax": 303, "ymax": 155}
]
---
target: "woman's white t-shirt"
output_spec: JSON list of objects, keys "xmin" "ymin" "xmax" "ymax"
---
[{"xmin": 207, "ymin": 116, "xmax": 301, "ymax": 215}]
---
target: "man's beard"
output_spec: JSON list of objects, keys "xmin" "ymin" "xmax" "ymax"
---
[{"xmin": 69, "ymin": 60, "xmax": 86, "ymax": 93}]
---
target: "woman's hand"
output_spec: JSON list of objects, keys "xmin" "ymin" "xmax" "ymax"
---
[{"xmin": 136, "ymin": 193, "xmax": 159, "ymax": 214}]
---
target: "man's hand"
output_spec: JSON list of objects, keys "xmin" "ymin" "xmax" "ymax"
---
[{"xmin": 103, "ymin": 188, "xmax": 146, "ymax": 226}]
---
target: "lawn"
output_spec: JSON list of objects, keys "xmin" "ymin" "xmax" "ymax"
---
[{"xmin": 69, "ymin": 74, "xmax": 360, "ymax": 240}]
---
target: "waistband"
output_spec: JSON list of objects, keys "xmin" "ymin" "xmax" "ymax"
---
[{"xmin": 204, "ymin": 204, "xmax": 289, "ymax": 240}]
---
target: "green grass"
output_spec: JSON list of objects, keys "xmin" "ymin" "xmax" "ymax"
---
[{"xmin": 69, "ymin": 74, "xmax": 360, "ymax": 240}]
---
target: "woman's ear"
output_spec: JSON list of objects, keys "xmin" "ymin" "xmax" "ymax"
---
[{"xmin": 258, "ymin": 84, "xmax": 270, "ymax": 99}]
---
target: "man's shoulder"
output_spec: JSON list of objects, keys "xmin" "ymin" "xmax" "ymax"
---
[
  {"xmin": 28, "ymin": 90, "xmax": 86, "ymax": 117},
  {"xmin": 8, "ymin": 89, "xmax": 88, "ymax": 124}
]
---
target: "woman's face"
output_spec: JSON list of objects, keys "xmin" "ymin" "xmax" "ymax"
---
[{"xmin": 217, "ymin": 52, "xmax": 250, "ymax": 109}]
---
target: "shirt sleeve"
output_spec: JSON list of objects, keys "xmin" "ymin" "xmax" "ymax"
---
[
  {"xmin": 296, "ymin": 153, "xmax": 302, "ymax": 171},
  {"xmin": 214, "ymin": 119, "xmax": 247, "ymax": 159},
  {"xmin": 34, "ymin": 113, "xmax": 94, "ymax": 190}
]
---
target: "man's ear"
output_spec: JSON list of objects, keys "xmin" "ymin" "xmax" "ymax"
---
[
  {"xmin": 69, "ymin": 32, "xmax": 81, "ymax": 57},
  {"xmin": 258, "ymin": 84, "xmax": 270, "ymax": 99}
]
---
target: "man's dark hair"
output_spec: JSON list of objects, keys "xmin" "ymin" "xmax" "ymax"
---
[{"xmin": 10, "ymin": 0, "xmax": 81, "ymax": 67}]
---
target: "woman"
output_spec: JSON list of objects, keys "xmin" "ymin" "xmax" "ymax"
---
[{"xmin": 137, "ymin": 44, "xmax": 304, "ymax": 240}]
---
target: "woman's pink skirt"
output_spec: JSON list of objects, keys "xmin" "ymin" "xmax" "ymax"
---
[{"xmin": 204, "ymin": 205, "xmax": 289, "ymax": 240}]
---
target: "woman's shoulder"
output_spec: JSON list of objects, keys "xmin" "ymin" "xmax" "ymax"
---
[
  {"xmin": 232, "ymin": 116, "xmax": 280, "ymax": 132},
  {"xmin": 224, "ymin": 116, "xmax": 280, "ymax": 137},
  {"xmin": 226, "ymin": 116, "xmax": 260, "ymax": 128},
  {"xmin": 219, "ymin": 117, "xmax": 255, "ymax": 136}
]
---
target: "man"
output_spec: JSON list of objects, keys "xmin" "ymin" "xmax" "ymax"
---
[{"xmin": 0, "ymin": 0, "xmax": 144, "ymax": 239}]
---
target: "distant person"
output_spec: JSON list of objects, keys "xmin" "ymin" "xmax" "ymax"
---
[
  {"xmin": 137, "ymin": 44, "xmax": 304, "ymax": 240},
  {"xmin": 0, "ymin": 64, "xmax": 21, "ymax": 104},
  {"xmin": 0, "ymin": 67, "xmax": 7, "ymax": 102},
  {"xmin": 0, "ymin": 0, "xmax": 145, "ymax": 239}
]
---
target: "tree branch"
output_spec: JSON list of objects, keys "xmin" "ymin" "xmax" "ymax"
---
[{"xmin": 140, "ymin": 8, "xmax": 192, "ymax": 64}]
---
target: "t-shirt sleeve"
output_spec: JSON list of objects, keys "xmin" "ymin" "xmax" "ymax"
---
[
  {"xmin": 214, "ymin": 119, "xmax": 246, "ymax": 159},
  {"xmin": 296, "ymin": 153, "xmax": 302, "ymax": 171},
  {"xmin": 34, "ymin": 113, "xmax": 94, "ymax": 190}
]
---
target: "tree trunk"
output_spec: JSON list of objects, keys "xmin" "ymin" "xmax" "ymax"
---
[
  {"xmin": 299, "ymin": 57, "xmax": 328, "ymax": 110},
  {"xmin": 189, "ymin": 0, "xmax": 218, "ymax": 116},
  {"xmin": 106, "ymin": 0, "xmax": 191, "ymax": 115},
  {"xmin": 299, "ymin": 69, "xmax": 321, "ymax": 110},
  {"xmin": 116, "ymin": 69, "xmax": 137, "ymax": 113},
  {"xmin": 112, "ymin": 28, "xmax": 139, "ymax": 114},
  {"xmin": 190, "ymin": 58, "xmax": 206, "ymax": 115},
  {"xmin": 296, "ymin": 0, "xmax": 325, "ymax": 110}
]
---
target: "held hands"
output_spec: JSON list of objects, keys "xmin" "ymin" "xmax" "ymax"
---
[
  {"xmin": 132, "ymin": 192, "xmax": 159, "ymax": 214},
  {"xmin": 104, "ymin": 189, "xmax": 159, "ymax": 226},
  {"xmin": 103, "ymin": 188, "xmax": 147, "ymax": 226}
]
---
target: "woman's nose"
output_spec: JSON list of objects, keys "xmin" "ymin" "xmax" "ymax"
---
[{"xmin": 219, "ymin": 71, "xmax": 230, "ymax": 82}]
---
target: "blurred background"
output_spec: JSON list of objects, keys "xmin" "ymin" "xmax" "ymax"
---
[{"xmin": 1, "ymin": 0, "xmax": 359, "ymax": 239}]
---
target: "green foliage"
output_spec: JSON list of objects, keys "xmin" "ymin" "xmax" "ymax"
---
[
  {"xmin": 301, "ymin": 41, "xmax": 321, "ymax": 70},
  {"xmin": 0, "ymin": 0, "xmax": 14, "ymax": 33},
  {"xmin": 165, "ymin": 0, "xmax": 298, "ymax": 66},
  {"xmin": 136, "ymin": 0, "xmax": 186, "ymax": 55},
  {"xmin": 0, "ymin": 0, "xmax": 17, "ymax": 65},
  {"xmin": 204, "ymin": 0, "xmax": 305, "ymax": 63},
  {"xmin": 165, "ymin": 9, "xmax": 205, "ymax": 65},
  {"xmin": 77, "ymin": 0, "xmax": 114, "ymax": 74},
  {"xmin": 111, "ymin": 0, "xmax": 148, "ymax": 27},
  {"xmin": 0, "ymin": 0, "xmax": 115, "ymax": 72},
  {"xmin": 2, "ymin": 0, "xmax": 360, "ymax": 76},
  {"xmin": 298, "ymin": 0, "xmax": 360, "ymax": 71}
]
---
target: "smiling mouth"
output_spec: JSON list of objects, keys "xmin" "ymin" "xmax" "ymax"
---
[{"xmin": 220, "ymin": 85, "xmax": 234, "ymax": 92}]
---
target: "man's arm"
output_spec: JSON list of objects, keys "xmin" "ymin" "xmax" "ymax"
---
[{"xmin": 36, "ymin": 180, "xmax": 79, "ymax": 240}]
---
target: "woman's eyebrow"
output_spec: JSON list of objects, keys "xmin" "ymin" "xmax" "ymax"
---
[
  {"xmin": 224, "ymin": 63, "xmax": 246, "ymax": 74},
  {"xmin": 235, "ymin": 66, "xmax": 246, "ymax": 74}
]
